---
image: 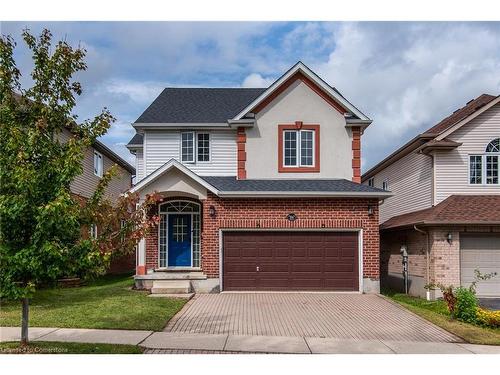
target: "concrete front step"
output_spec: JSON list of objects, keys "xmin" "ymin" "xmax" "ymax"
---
[
  {"xmin": 151, "ymin": 280, "xmax": 192, "ymax": 294},
  {"xmin": 148, "ymin": 271, "xmax": 207, "ymax": 280}
]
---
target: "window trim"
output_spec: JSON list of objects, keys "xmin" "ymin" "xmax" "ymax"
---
[
  {"xmin": 469, "ymin": 154, "xmax": 500, "ymax": 186},
  {"xmin": 382, "ymin": 179, "xmax": 389, "ymax": 191},
  {"xmin": 278, "ymin": 124, "xmax": 320, "ymax": 173},
  {"xmin": 196, "ymin": 132, "xmax": 211, "ymax": 163},
  {"xmin": 93, "ymin": 150, "xmax": 103, "ymax": 178},
  {"xmin": 368, "ymin": 177, "xmax": 374, "ymax": 187},
  {"xmin": 89, "ymin": 223, "xmax": 98, "ymax": 239},
  {"xmin": 180, "ymin": 132, "xmax": 195, "ymax": 163}
]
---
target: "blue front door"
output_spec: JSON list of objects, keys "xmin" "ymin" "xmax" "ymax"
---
[{"xmin": 168, "ymin": 214, "xmax": 192, "ymax": 267}]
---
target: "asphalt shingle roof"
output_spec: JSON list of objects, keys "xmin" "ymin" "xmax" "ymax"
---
[
  {"xmin": 127, "ymin": 133, "xmax": 143, "ymax": 146},
  {"xmin": 134, "ymin": 88, "xmax": 266, "ymax": 124},
  {"xmin": 201, "ymin": 176, "xmax": 388, "ymax": 194},
  {"xmin": 381, "ymin": 195, "xmax": 500, "ymax": 230}
]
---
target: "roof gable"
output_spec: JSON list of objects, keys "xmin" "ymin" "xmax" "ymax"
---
[{"xmin": 233, "ymin": 61, "xmax": 370, "ymax": 122}]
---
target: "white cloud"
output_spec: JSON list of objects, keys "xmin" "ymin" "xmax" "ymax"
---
[
  {"xmin": 103, "ymin": 79, "xmax": 165, "ymax": 105},
  {"xmin": 241, "ymin": 73, "xmax": 275, "ymax": 88},
  {"xmin": 314, "ymin": 22, "xmax": 500, "ymax": 169}
]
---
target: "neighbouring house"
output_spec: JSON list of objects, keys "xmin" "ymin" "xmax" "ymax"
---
[
  {"xmin": 60, "ymin": 128, "xmax": 136, "ymax": 274},
  {"xmin": 362, "ymin": 94, "xmax": 500, "ymax": 299},
  {"xmin": 126, "ymin": 61, "xmax": 390, "ymax": 294}
]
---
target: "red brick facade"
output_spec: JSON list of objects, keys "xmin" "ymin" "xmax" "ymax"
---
[
  {"xmin": 236, "ymin": 127, "xmax": 247, "ymax": 180},
  {"xmin": 144, "ymin": 194, "xmax": 380, "ymax": 281},
  {"xmin": 351, "ymin": 126, "xmax": 361, "ymax": 183}
]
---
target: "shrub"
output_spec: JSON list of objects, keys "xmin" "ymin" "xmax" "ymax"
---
[
  {"xmin": 454, "ymin": 287, "xmax": 478, "ymax": 323},
  {"xmin": 476, "ymin": 308, "xmax": 500, "ymax": 328}
]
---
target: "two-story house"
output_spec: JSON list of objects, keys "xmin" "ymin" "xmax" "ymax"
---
[
  {"xmin": 362, "ymin": 94, "xmax": 500, "ymax": 299},
  {"xmin": 61, "ymin": 127, "xmax": 136, "ymax": 274},
  {"xmin": 127, "ymin": 62, "xmax": 390, "ymax": 294}
]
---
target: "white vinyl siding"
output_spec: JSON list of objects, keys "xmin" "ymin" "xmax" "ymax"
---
[
  {"xmin": 144, "ymin": 129, "xmax": 237, "ymax": 176},
  {"xmin": 435, "ymin": 103, "xmax": 500, "ymax": 203},
  {"xmin": 368, "ymin": 151, "xmax": 433, "ymax": 224},
  {"xmin": 58, "ymin": 129, "xmax": 132, "ymax": 202},
  {"xmin": 135, "ymin": 148, "xmax": 144, "ymax": 181}
]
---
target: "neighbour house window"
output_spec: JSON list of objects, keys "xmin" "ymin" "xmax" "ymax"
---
[
  {"xmin": 470, "ymin": 138, "xmax": 500, "ymax": 185},
  {"xmin": 93, "ymin": 151, "xmax": 103, "ymax": 177},
  {"xmin": 282, "ymin": 130, "xmax": 315, "ymax": 167},
  {"xmin": 90, "ymin": 224, "xmax": 98, "ymax": 239},
  {"xmin": 181, "ymin": 132, "xmax": 195, "ymax": 163},
  {"xmin": 197, "ymin": 133, "xmax": 210, "ymax": 162},
  {"xmin": 368, "ymin": 178, "xmax": 374, "ymax": 187},
  {"xmin": 382, "ymin": 179, "xmax": 389, "ymax": 191}
]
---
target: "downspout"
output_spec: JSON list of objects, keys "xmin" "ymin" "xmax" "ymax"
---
[{"xmin": 414, "ymin": 225, "xmax": 431, "ymax": 301}]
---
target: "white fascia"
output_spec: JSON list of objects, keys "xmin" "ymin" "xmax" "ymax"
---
[
  {"xmin": 128, "ymin": 159, "xmax": 219, "ymax": 195},
  {"xmin": 232, "ymin": 61, "xmax": 371, "ymax": 122}
]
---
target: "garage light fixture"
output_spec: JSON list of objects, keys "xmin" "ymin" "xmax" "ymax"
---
[
  {"xmin": 446, "ymin": 233, "xmax": 452, "ymax": 244},
  {"xmin": 367, "ymin": 205, "xmax": 374, "ymax": 216}
]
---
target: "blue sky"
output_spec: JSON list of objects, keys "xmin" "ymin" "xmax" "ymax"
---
[{"xmin": 2, "ymin": 21, "xmax": 500, "ymax": 171}]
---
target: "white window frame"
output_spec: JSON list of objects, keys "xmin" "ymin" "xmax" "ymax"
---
[
  {"xmin": 382, "ymin": 179, "xmax": 389, "ymax": 191},
  {"xmin": 93, "ymin": 150, "xmax": 103, "ymax": 178},
  {"xmin": 181, "ymin": 132, "xmax": 195, "ymax": 163},
  {"xmin": 282, "ymin": 129, "xmax": 315, "ymax": 168},
  {"xmin": 90, "ymin": 223, "xmax": 98, "ymax": 239},
  {"xmin": 196, "ymin": 133, "xmax": 211, "ymax": 163},
  {"xmin": 469, "ymin": 154, "xmax": 500, "ymax": 186},
  {"xmin": 368, "ymin": 177, "xmax": 374, "ymax": 187}
]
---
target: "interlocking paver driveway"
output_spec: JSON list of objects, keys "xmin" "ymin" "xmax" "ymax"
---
[{"xmin": 165, "ymin": 293, "xmax": 460, "ymax": 342}]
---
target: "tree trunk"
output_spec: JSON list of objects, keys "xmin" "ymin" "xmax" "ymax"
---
[{"xmin": 21, "ymin": 298, "xmax": 29, "ymax": 346}]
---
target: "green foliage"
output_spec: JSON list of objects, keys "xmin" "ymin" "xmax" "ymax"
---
[
  {"xmin": 0, "ymin": 29, "xmax": 113, "ymax": 301},
  {"xmin": 454, "ymin": 287, "xmax": 478, "ymax": 324}
]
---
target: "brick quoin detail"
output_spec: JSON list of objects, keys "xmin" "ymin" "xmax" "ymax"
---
[
  {"xmin": 352, "ymin": 126, "xmax": 361, "ymax": 183},
  {"xmin": 236, "ymin": 127, "xmax": 247, "ymax": 180},
  {"xmin": 200, "ymin": 193, "xmax": 380, "ymax": 280}
]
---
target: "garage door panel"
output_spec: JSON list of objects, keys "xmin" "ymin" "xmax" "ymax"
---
[
  {"xmin": 223, "ymin": 231, "xmax": 359, "ymax": 291},
  {"xmin": 460, "ymin": 234, "xmax": 500, "ymax": 297}
]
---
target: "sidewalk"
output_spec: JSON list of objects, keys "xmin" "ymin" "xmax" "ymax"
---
[{"xmin": 2, "ymin": 327, "xmax": 500, "ymax": 354}]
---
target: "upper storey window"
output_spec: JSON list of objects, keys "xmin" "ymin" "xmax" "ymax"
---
[
  {"xmin": 181, "ymin": 132, "xmax": 210, "ymax": 163},
  {"xmin": 93, "ymin": 151, "xmax": 103, "ymax": 178},
  {"xmin": 469, "ymin": 138, "xmax": 500, "ymax": 185},
  {"xmin": 278, "ymin": 123, "xmax": 320, "ymax": 173}
]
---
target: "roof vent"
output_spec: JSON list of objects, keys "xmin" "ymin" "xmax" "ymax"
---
[{"xmin": 466, "ymin": 98, "xmax": 475, "ymax": 105}]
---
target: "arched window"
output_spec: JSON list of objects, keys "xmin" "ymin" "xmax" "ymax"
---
[
  {"xmin": 486, "ymin": 138, "xmax": 500, "ymax": 153},
  {"xmin": 470, "ymin": 138, "xmax": 500, "ymax": 185}
]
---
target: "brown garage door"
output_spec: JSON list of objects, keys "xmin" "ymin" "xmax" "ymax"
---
[{"xmin": 223, "ymin": 231, "xmax": 359, "ymax": 291}]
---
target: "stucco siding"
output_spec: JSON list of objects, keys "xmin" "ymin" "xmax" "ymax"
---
[
  {"xmin": 369, "ymin": 151, "xmax": 433, "ymax": 223},
  {"xmin": 434, "ymin": 103, "xmax": 500, "ymax": 204},
  {"xmin": 245, "ymin": 80, "xmax": 353, "ymax": 179},
  {"xmin": 144, "ymin": 129, "xmax": 237, "ymax": 177}
]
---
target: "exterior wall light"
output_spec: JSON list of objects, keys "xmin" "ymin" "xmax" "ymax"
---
[
  {"xmin": 446, "ymin": 233, "xmax": 452, "ymax": 244},
  {"xmin": 367, "ymin": 205, "xmax": 374, "ymax": 216},
  {"xmin": 209, "ymin": 205, "xmax": 216, "ymax": 218}
]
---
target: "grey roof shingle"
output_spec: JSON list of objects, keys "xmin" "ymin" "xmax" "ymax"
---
[
  {"xmin": 127, "ymin": 133, "xmax": 143, "ymax": 146},
  {"xmin": 201, "ymin": 176, "xmax": 388, "ymax": 194},
  {"xmin": 134, "ymin": 88, "xmax": 266, "ymax": 124}
]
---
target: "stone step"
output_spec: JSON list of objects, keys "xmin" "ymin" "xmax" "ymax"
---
[
  {"xmin": 151, "ymin": 280, "xmax": 192, "ymax": 294},
  {"xmin": 151, "ymin": 271, "xmax": 207, "ymax": 280}
]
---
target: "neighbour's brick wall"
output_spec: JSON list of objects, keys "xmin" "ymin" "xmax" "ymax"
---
[
  {"xmin": 381, "ymin": 229, "xmax": 427, "ymax": 278},
  {"xmin": 200, "ymin": 192, "xmax": 380, "ymax": 279},
  {"xmin": 429, "ymin": 228, "xmax": 460, "ymax": 287}
]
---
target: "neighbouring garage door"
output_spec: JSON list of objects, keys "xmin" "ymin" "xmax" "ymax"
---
[
  {"xmin": 222, "ymin": 231, "xmax": 359, "ymax": 291},
  {"xmin": 460, "ymin": 234, "xmax": 500, "ymax": 297}
]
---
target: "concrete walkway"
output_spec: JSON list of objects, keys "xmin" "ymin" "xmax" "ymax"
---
[{"xmin": 2, "ymin": 326, "xmax": 500, "ymax": 354}]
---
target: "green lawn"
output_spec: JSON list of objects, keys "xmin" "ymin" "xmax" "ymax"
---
[
  {"xmin": 384, "ymin": 291, "xmax": 500, "ymax": 345},
  {"xmin": 0, "ymin": 341, "xmax": 142, "ymax": 354},
  {"xmin": 0, "ymin": 274, "xmax": 186, "ymax": 331}
]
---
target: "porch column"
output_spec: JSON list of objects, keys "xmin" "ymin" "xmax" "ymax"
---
[{"xmin": 136, "ymin": 237, "xmax": 146, "ymax": 275}]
